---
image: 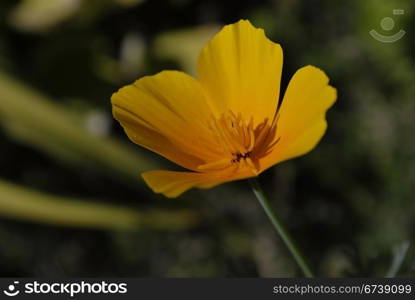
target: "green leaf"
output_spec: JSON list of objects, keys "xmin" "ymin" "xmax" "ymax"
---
[{"xmin": 0, "ymin": 180, "xmax": 199, "ymax": 230}]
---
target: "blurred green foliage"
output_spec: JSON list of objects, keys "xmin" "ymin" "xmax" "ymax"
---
[
  {"xmin": 0, "ymin": 0, "xmax": 414, "ymax": 277},
  {"xmin": 0, "ymin": 180, "xmax": 199, "ymax": 230}
]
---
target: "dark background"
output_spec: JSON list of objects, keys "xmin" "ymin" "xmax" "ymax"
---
[{"xmin": 0, "ymin": 0, "xmax": 414, "ymax": 277}]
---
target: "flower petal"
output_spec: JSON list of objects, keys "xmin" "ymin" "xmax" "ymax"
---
[
  {"xmin": 142, "ymin": 170, "xmax": 223, "ymax": 198},
  {"xmin": 143, "ymin": 168, "xmax": 254, "ymax": 198},
  {"xmin": 197, "ymin": 19, "xmax": 283, "ymax": 124},
  {"xmin": 260, "ymin": 66, "xmax": 337, "ymax": 170},
  {"xmin": 112, "ymin": 70, "xmax": 221, "ymax": 171}
]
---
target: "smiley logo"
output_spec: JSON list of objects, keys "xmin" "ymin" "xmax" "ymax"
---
[
  {"xmin": 3, "ymin": 281, "xmax": 20, "ymax": 297},
  {"xmin": 370, "ymin": 9, "xmax": 405, "ymax": 43}
]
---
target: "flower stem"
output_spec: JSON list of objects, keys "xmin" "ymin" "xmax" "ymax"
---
[{"xmin": 249, "ymin": 178, "xmax": 314, "ymax": 277}]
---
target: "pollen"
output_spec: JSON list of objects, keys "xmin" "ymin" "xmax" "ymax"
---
[{"xmin": 198, "ymin": 111, "xmax": 280, "ymax": 173}]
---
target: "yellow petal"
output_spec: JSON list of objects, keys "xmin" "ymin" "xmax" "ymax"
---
[
  {"xmin": 197, "ymin": 20, "xmax": 283, "ymax": 124},
  {"xmin": 260, "ymin": 65, "xmax": 337, "ymax": 170},
  {"xmin": 142, "ymin": 170, "xmax": 221, "ymax": 198},
  {"xmin": 112, "ymin": 70, "xmax": 221, "ymax": 171},
  {"xmin": 143, "ymin": 168, "xmax": 254, "ymax": 198}
]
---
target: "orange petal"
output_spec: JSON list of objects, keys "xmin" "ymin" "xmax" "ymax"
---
[
  {"xmin": 142, "ymin": 168, "xmax": 255, "ymax": 198},
  {"xmin": 112, "ymin": 70, "xmax": 221, "ymax": 171},
  {"xmin": 260, "ymin": 66, "xmax": 337, "ymax": 170},
  {"xmin": 198, "ymin": 20, "xmax": 283, "ymax": 124}
]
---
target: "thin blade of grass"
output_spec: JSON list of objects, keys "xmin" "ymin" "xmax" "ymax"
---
[{"xmin": 0, "ymin": 180, "xmax": 199, "ymax": 230}]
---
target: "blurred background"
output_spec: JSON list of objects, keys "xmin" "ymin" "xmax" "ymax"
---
[{"xmin": 0, "ymin": 0, "xmax": 414, "ymax": 277}]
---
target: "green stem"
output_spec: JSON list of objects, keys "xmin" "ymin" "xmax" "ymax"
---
[{"xmin": 249, "ymin": 178, "xmax": 314, "ymax": 277}]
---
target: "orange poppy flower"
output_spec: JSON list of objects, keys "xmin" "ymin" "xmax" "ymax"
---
[{"xmin": 111, "ymin": 20, "xmax": 337, "ymax": 198}]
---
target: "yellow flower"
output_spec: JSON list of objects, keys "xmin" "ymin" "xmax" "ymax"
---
[{"xmin": 112, "ymin": 20, "xmax": 337, "ymax": 198}]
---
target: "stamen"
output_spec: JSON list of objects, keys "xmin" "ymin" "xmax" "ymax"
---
[{"xmin": 203, "ymin": 111, "xmax": 280, "ymax": 173}]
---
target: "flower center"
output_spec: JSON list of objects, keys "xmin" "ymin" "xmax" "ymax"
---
[{"xmin": 198, "ymin": 111, "xmax": 279, "ymax": 173}]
